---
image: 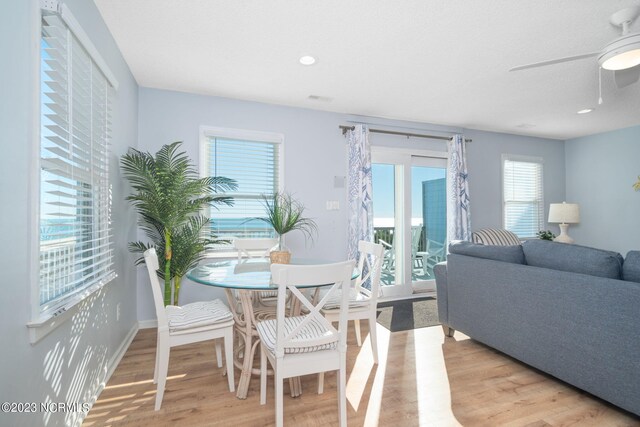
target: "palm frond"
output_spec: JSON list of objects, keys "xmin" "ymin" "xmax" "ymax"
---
[
  {"xmin": 121, "ymin": 141, "xmax": 238, "ymax": 301},
  {"xmin": 257, "ymin": 192, "xmax": 318, "ymax": 240}
]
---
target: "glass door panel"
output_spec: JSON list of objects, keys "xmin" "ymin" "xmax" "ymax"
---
[
  {"xmin": 372, "ymin": 163, "xmax": 400, "ymax": 289},
  {"xmin": 410, "ymin": 157, "xmax": 447, "ymax": 292}
]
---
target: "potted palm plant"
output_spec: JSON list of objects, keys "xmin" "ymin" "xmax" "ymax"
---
[
  {"xmin": 256, "ymin": 192, "xmax": 318, "ymax": 264},
  {"xmin": 121, "ymin": 141, "xmax": 237, "ymax": 305}
]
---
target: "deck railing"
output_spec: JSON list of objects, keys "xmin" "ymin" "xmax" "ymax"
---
[
  {"xmin": 374, "ymin": 226, "xmax": 426, "ymax": 252},
  {"xmin": 40, "ymin": 237, "xmax": 76, "ymax": 304}
]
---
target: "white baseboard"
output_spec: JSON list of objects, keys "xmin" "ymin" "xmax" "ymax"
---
[
  {"xmin": 76, "ymin": 322, "xmax": 138, "ymax": 426},
  {"xmin": 138, "ymin": 319, "xmax": 158, "ymax": 329},
  {"xmin": 378, "ymin": 291, "xmax": 436, "ymax": 304},
  {"xmin": 107, "ymin": 323, "xmax": 139, "ymax": 379}
]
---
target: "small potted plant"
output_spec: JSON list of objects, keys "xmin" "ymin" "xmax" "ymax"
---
[
  {"xmin": 257, "ymin": 192, "xmax": 317, "ymax": 264},
  {"xmin": 537, "ymin": 230, "xmax": 556, "ymax": 241}
]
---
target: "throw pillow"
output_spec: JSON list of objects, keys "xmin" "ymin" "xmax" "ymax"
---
[{"xmin": 471, "ymin": 228, "xmax": 521, "ymax": 246}]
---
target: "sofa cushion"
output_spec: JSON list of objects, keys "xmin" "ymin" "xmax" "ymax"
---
[
  {"xmin": 522, "ymin": 240, "xmax": 623, "ymax": 280},
  {"xmin": 471, "ymin": 228, "xmax": 521, "ymax": 246},
  {"xmin": 449, "ymin": 241, "xmax": 525, "ymax": 264},
  {"xmin": 623, "ymin": 251, "xmax": 640, "ymax": 283}
]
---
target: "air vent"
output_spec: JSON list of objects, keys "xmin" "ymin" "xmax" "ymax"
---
[{"xmin": 308, "ymin": 95, "xmax": 333, "ymax": 102}]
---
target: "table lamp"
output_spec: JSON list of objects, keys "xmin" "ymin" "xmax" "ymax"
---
[{"xmin": 548, "ymin": 202, "xmax": 580, "ymax": 244}]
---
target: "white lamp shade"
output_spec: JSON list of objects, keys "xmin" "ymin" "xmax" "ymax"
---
[{"xmin": 548, "ymin": 202, "xmax": 580, "ymax": 224}]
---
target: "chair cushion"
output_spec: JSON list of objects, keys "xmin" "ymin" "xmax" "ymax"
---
[
  {"xmin": 623, "ymin": 251, "xmax": 640, "ymax": 283},
  {"xmin": 471, "ymin": 228, "xmax": 521, "ymax": 246},
  {"xmin": 521, "ymin": 240, "xmax": 624, "ymax": 280},
  {"xmin": 166, "ymin": 299, "xmax": 232, "ymax": 332},
  {"xmin": 449, "ymin": 241, "xmax": 525, "ymax": 264},
  {"xmin": 317, "ymin": 288, "xmax": 371, "ymax": 310},
  {"xmin": 256, "ymin": 316, "xmax": 336, "ymax": 354},
  {"xmin": 257, "ymin": 290, "xmax": 278, "ymax": 299}
]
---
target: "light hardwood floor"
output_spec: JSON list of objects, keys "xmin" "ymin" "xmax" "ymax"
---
[{"xmin": 86, "ymin": 323, "xmax": 639, "ymax": 426}]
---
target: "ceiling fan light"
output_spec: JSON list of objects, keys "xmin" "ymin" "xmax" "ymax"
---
[
  {"xmin": 601, "ymin": 49, "xmax": 640, "ymax": 70},
  {"xmin": 598, "ymin": 33, "xmax": 640, "ymax": 70}
]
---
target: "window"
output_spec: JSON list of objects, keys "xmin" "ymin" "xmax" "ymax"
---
[
  {"xmin": 38, "ymin": 3, "xmax": 117, "ymax": 317},
  {"xmin": 502, "ymin": 155, "xmax": 544, "ymax": 238},
  {"xmin": 200, "ymin": 127, "xmax": 283, "ymax": 249}
]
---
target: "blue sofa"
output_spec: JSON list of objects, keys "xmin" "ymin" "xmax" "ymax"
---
[{"xmin": 434, "ymin": 239, "xmax": 640, "ymax": 416}]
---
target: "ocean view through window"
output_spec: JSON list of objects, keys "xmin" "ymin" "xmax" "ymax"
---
[
  {"xmin": 200, "ymin": 127, "xmax": 283, "ymax": 251},
  {"xmin": 38, "ymin": 7, "xmax": 116, "ymax": 315}
]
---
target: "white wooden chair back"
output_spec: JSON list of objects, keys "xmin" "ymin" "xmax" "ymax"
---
[
  {"xmin": 234, "ymin": 238, "xmax": 279, "ymax": 261},
  {"xmin": 411, "ymin": 226, "xmax": 423, "ymax": 254},
  {"xmin": 354, "ymin": 240, "xmax": 384, "ymax": 302},
  {"xmin": 144, "ymin": 248, "xmax": 169, "ymax": 329},
  {"xmin": 270, "ymin": 261, "xmax": 355, "ymax": 358}
]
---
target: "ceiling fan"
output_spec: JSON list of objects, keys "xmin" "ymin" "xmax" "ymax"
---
[{"xmin": 510, "ymin": 6, "xmax": 640, "ymax": 89}]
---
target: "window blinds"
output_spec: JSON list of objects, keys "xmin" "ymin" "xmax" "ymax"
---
[
  {"xmin": 39, "ymin": 11, "xmax": 115, "ymax": 311},
  {"xmin": 503, "ymin": 157, "xmax": 544, "ymax": 238},
  {"xmin": 204, "ymin": 137, "xmax": 280, "ymax": 242}
]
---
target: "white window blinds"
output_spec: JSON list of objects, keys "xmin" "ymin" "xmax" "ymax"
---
[
  {"xmin": 503, "ymin": 156, "xmax": 544, "ymax": 238},
  {"xmin": 203, "ymin": 137, "xmax": 281, "ymax": 244},
  {"xmin": 39, "ymin": 8, "xmax": 115, "ymax": 312}
]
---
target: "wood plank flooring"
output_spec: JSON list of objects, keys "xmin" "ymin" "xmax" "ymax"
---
[{"xmin": 86, "ymin": 324, "xmax": 639, "ymax": 426}]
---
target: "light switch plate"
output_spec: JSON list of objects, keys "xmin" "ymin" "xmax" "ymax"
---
[{"xmin": 326, "ymin": 201, "xmax": 340, "ymax": 210}]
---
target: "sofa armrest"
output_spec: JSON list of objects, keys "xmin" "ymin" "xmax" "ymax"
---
[{"xmin": 434, "ymin": 262, "xmax": 449, "ymax": 326}]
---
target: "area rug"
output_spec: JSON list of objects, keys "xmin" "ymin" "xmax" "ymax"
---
[{"xmin": 376, "ymin": 297, "xmax": 440, "ymax": 332}]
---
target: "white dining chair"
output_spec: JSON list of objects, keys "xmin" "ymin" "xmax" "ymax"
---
[
  {"xmin": 143, "ymin": 248, "xmax": 235, "ymax": 410},
  {"xmin": 257, "ymin": 260, "xmax": 355, "ymax": 427},
  {"xmin": 233, "ymin": 237, "xmax": 278, "ymax": 261},
  {"xmin": 233, "ymin": 238, "xmax": 279, "ymax": 306},
  {"xmin": 320, "ymin": 240, "xmax": 384, "ymax": 364}
]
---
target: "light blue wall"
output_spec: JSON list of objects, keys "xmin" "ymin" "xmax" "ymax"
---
[
  {"xmin": 0, "ymin": 1, "xmax": 138, "ymax": 425},
  {"xmin": 136, "ymin": 88, "xmax": 566, "ymax": 320},
  {"xmin": 565, "ymin": 125, "xmax": 640, "ymax": 254},
  {"xmin": 464, "ymin": 129, "xmax": 566, "ymax": 232}
]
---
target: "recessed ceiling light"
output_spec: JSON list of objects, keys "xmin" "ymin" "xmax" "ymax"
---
[
  {"xmin": 577, "ymin": 108, "xmax": 594, "ymax": 114},
  {"xmin": 299, "ymin": 55, "xmax": 316, "ymax": 66}
]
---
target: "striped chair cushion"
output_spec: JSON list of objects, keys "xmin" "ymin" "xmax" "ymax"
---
[
  {"xmin": 166, "ymin": 299, "xmax": 232, "ymax": 332},
  {"xmin": 256, "ymin": 316, "xmax": 336, "ymax": 354},
  {"xmin": 317, "ymin": 288, "xmax": 370, "ymax": 310},
  {"xmin": 257, "ymin": 290, "xmax": 278, "ymax": 299},
  {"xmin": 471, "ymin": 228, "xmax": 521, "ymax": 246}
]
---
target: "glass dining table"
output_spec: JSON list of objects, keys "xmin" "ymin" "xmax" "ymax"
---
[{"xmin": 187, "ymin": 258, "xmax": 356, "ymax": 400}]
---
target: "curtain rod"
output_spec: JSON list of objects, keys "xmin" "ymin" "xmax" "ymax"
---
[{"xmin": 339, "ymin": 125, "xmax": 472, "ymax": 143}]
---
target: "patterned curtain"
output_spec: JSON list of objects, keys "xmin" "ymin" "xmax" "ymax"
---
[
  {"xmin": 447, "ymin": 134, "xmax": 471, "ymax": 242},
  {"xmin": 347, "ymin": 125, "xmax": 373, "ymax": 261}
]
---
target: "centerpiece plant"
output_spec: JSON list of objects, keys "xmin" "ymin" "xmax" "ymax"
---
[
  {"xmin": 121, "ymin": 141, "xmax": 237, "ymax": 305},
  {"xmin": 257, "ymin": 192, "xmax": 318, "ymax": 264}
]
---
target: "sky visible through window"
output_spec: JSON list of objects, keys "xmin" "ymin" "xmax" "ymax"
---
[{"xmin": 372, "ymin": 163, "xmax": 445, "ymax": 225}]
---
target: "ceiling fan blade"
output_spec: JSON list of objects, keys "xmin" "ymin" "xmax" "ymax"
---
[
  {"xmin": 510, "ymin": 52, "xmax": 600, "ymax": 72},
  {"xmin": 614, "ymin": 65, "xmax": 640, "ymax": 88}
]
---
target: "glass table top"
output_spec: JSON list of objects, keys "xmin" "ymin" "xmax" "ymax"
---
[{"xmin": 187, "ymin": 258, "xmax": 358, "ymax": 290}]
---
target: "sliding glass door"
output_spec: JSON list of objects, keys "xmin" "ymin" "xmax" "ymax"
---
[{"xmin": 372, "ymin": 148, "xmax": 447, "ymax": 297}]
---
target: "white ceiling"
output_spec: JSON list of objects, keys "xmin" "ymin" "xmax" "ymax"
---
[{"xmin": 95, "ymin": 0, "xmax": 640, "ymax": 140}]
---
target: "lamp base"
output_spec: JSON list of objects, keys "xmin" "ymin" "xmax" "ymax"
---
[{"xmin": 553, "ymin": 223, "xmax": 574, "ymax": 244}]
